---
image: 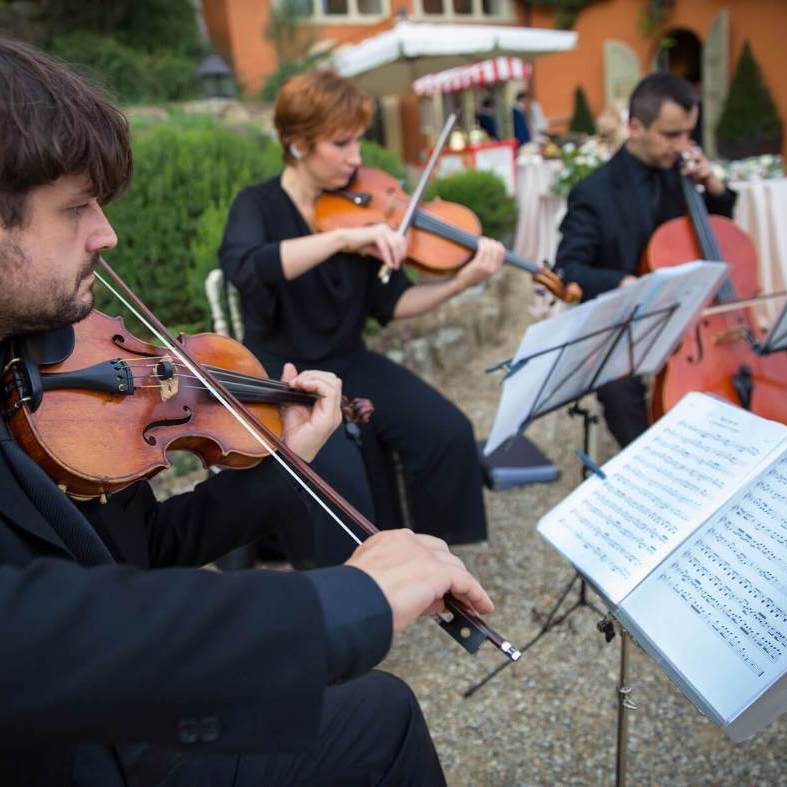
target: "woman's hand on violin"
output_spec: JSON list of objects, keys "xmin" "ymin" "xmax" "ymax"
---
[
  {"xmin": 279, "ymin": 363, "xmax": 342, "ymax": 462},
  {"xmin": 336, "ymin": 224, "xmax": 407, "ymax": 271},
  {"xmin": 346, "ymin": 529, "xmax": 494, "ymax": 633},
  {"xmin": 454, "ymin": 236, "xmax": 505, "ymax": 290}
]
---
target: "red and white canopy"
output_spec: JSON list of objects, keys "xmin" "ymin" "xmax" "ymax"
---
[{"xmin": 412, "ymin": 56, "xmax": 532, "ymax": 97}]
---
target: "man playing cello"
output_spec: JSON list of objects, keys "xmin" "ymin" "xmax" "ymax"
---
[{"xmin": 555, "ymin": 72, "xmax": 737, "ymax": 447}]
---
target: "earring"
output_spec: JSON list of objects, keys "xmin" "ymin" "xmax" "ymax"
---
[{"xmin": 289, "ymin": 144, "xmax": 303, "ymax": 160}]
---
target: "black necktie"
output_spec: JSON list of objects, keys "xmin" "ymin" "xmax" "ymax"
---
[
  {"xmin": 0, "ymin": 419, "xmax": 114, "ymax": 565},
  {"xmin": 647, "ymin": 168, "xmax": 663, "ymax": 229}
]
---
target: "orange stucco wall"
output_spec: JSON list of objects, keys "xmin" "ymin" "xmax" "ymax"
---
[
  {"xmin": 201, "ymin": 0, "xmax": 411, "ymax": 94},
  {"xmin": 202, "ymin": 0, "xmax": 787, "ymax": 156},
  {"xmin": 531, "ymin": 0, "xmax": 787, "ymax": 154}
]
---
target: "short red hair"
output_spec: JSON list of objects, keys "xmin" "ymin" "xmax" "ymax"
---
[{"xmin": 274, "ymin": 70, "xmax": 373, "ymax": 163}]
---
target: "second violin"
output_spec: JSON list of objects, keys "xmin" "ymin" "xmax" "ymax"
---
[{"xmin": 314, "ymin": 167, "xmax": 582, "ymax": 304}]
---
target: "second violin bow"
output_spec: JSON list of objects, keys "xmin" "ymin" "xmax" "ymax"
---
[{"xmin": 379, "ymin": 113, "xmax": 457, "ymax": 284}]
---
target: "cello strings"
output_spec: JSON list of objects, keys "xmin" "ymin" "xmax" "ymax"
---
[{"xmin": 96, "ymin": 271, "xmax": 362, "ymax": 546}]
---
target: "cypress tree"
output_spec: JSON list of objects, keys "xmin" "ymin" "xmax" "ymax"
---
[
  {"xmin": 569, "ymin": 86, "xmax": 596, "ymax": 135},
  {"xmin": 716, "ymin": 41, "xmax": 783, "ymax": 159}
]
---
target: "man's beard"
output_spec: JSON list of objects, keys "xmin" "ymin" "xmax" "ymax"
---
[{"xmin": 0, "ymin": 239, "xmax": 96, "ymax": 338}]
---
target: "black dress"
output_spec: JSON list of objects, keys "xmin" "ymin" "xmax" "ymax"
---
[{"xmin": 219, "ymin": 176, "xmax": 488, "ymax": 566}]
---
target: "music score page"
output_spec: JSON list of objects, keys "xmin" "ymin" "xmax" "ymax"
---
[
  {"xmin": 537, "ymin": 393, "xmax": 787, "ymax": 605},
  {"xmin": 620, "ymin": 444, "xmax": 787, "ymax": 737}
]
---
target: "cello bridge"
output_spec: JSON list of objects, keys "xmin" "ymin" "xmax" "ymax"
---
[{"xmin": 713, "ymin": 327, "xmax": 748, "ymax": 346}]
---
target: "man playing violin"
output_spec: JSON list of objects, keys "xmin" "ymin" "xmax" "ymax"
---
[
  {"xmin": 220, "ymin": 70, "xmax": 506, "ymax": 568},
  {"xmin": 555, "ymin": 72, "xmax": 737, "ymax": 447},
  {"xmin": 0, "ymin": 37, "xmax": 497, "ymax": 787}
]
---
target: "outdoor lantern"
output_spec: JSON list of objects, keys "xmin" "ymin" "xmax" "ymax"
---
[{"xmin": 195, "ymin": 54, "xmax": 236, "ymax": 98}]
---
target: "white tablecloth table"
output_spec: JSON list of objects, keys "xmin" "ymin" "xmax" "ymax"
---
[
  {"xmin": 514, "ymin": 157, "xmax": 787, "ymax": 327},
  {"xmin": 512, "ymin": 155, "xmax": 564, "ymax": 266},
  {"xmin": 732, "ymin": 177, "xmax": 787, "ymax": 325}
]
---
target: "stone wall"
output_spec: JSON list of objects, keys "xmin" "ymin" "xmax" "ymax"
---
[{"xmin": 365, "ymin": 267, "xmax": 523, "ymax": 384}]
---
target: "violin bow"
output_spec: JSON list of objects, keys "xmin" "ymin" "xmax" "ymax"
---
[
  {"xmin": 378, "ymin": 113, "xmax": 458, "ymax": 284},
  {"xmin": 96, "ymin": 258, "xmax": 521, "ymax": 663},
  {"xmin": 377, "ymin": 117, "xmax": 582, "ymax": 304}
]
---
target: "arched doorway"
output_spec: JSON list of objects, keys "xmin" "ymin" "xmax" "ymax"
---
[
  {"xmin": 653, "ymin": 28, "xmax": 703, "ymax": 145},
  {"xmin": 655, "ymin": 28, "xmax": 702, "ymax": 82}
]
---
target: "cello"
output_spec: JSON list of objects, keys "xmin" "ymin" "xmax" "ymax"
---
[{"xmin": 642, "ymin": 166, "xmax": 787, "ymax": 422}]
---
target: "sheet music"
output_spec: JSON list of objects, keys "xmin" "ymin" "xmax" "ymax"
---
[
  {"xmin": 598, "ymin": 261, "xmax": 727, "ymax": 383},
  {"xmin": 484, "ymin": 262, "xmax": 725, "ymax": 455},
  {"xmin": 761, "ymin": 296, "xmax": 787, "ymax": 353},
  {"xmin": 537, "ymin": 393, "xmax": 787, "ymax": 604},
  {"xmin": 621, "ymin": 445, "xmax": 787, "ymax": 729}
]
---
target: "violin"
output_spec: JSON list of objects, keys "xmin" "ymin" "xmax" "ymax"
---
[
  {"xmin": 641, "ymin": 169, "xmax": 787, "ymax": 422},
  {"xmin": 2, "ymin": 309, "xmax": 319, "ymax": 499},
  {"xmin": 314, "ymin": 167, "xmax": 581, "ymax": 304},
  {"xmin": 2, "ymin": 258, "xmax": 520, "ymax": 663}
]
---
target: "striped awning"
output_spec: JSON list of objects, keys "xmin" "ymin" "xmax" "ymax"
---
[{"xmin": 412, "ymin": 56, "xmax": 532, "ymax": 96}]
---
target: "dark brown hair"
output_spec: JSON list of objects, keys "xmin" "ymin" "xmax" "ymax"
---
[
  {"xmin": 629, "ymin": 72, "xmax": 698, "ymax": 127},
  {"xmin": 0, "ymin": 37, "xmax": 132, "ymax": 228},
  {"xmin": 274, "ymin": 70, "xmax": 373, "ymax": 164}
]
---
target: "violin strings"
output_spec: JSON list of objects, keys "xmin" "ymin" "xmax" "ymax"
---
[
  {"xmin": 124, "ymin": 360, "xmax": 305, "ymax": 396},
  {"xmin": 123, "ymin": 357, "xmax": 296, "ymax": 390},
  {"xmin": 96, "ymin": 271, "xmax": 362, "ymax": 547}
]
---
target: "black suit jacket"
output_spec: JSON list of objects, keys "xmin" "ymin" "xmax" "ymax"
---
[
  {"xmin": 0, "ymin": 420, "xmax": 391, "ymax": 786},
  {"xmin": 555, "ymin": 147, "xmax": 737, "ymax": 301}
]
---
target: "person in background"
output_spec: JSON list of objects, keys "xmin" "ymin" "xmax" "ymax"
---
[
  {"xmin": 220, "ymin": 70, "xmax": 506, "ymax": 568},
  {"xmin": 512, "ymin": 90, "xmax": 531, "ymax": 147},
  {"xmin": 513, "ymin": 89, "xmax": 549, "ymax": 148},
  {"xmin": 476, "ymin": 96, "xmax": 500, "ymax": 140}
]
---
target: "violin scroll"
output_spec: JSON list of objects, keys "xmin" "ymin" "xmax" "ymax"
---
[{"xmin": 534, "ymin": 267, "xmax": 583, "ymax": 304}]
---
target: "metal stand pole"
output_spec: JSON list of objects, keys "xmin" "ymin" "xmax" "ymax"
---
[
  {"xmin": 615, "ymin": 627, "xmax": 637, "ymax": 787},
  {"xmin": 463, "ymin": 398, "xmax": 604, "ymax": 698}
]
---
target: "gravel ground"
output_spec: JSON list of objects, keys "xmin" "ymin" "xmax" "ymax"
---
[{"xmin": 377, "ymin": 271, "xmax": 787, "ymax": 786}]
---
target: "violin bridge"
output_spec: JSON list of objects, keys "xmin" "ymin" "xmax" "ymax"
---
[{"xmin": 156, "ymin": 355, "xmax": 179, "ymax": 401}]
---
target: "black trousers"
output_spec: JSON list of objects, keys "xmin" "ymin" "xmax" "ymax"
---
[
  {"xmin": 595, "ymin": 376, "xmax": 650, "ymax": 448},
  {"xmin": 75, "ymin": 672, "xmax": 445, "ymax": 787},
  {"xmin": 264, "ymin": 349, "xmax": 488, "ymax": 567}
]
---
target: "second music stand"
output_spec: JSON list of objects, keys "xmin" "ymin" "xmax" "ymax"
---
[{"xmin": 464, "ymin": 260, "xmax": 728, "ymax": 698}]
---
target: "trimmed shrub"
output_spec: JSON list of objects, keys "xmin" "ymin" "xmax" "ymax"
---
[
  {"xmin": 360, "ymin": 140, "xmax": 408, "ymax": 183},
  {"xmin": 569, "ymin": 86, "xmax": 596, "ymax": 135},
  {"xmin": 424, "ymin": 169, "xmax": 516, "ymax": 241},
  {"xmin": 716, "ymin": 42, "xmax": 783, "ymax": 159},
  {"xmin": 100, "ymin": 118, "xmax": 283, "ymax": 333}
]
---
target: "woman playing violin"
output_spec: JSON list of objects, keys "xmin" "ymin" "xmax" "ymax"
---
[{"xmin": 220, "ymin": 69, "xmax": 506, "ymax": 566}]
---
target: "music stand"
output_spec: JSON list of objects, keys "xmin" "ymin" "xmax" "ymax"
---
[
  {"xmin": 756, "ymin": 295, "xmax": 787, "ymax": 355},
  {"xmin": 464, "ymin": 261, "xmax": 727, "ymax": 703}
]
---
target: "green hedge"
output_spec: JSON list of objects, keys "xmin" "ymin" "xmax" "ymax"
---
[
  {"xmin": 424, "ymin": 169, "xmax": 516, "ymax": 241},
  {"xmin": 98, "ymin": 127, "xmax": 409, "ymax": 333},
  {"xmin": 101, "ymin": 117, "xmax": 282, "ymax": 333},
  {"xmin": 49, "ymin": 31, "xmax": 199, "ymax": 104}
]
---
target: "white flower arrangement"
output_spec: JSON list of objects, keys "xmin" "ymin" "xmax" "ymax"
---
[
  {"xmin": 551, "ymin": 138, "xmax": 611, "ymax": 198},
  {"xmin": 718, "ymin": 154, "xmax": 784, "ymax": 183}
]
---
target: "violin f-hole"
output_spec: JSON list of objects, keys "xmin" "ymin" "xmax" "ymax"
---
[{"xmin": 143, "ymin": 405, "xmax": 193, "ymax": 445}]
